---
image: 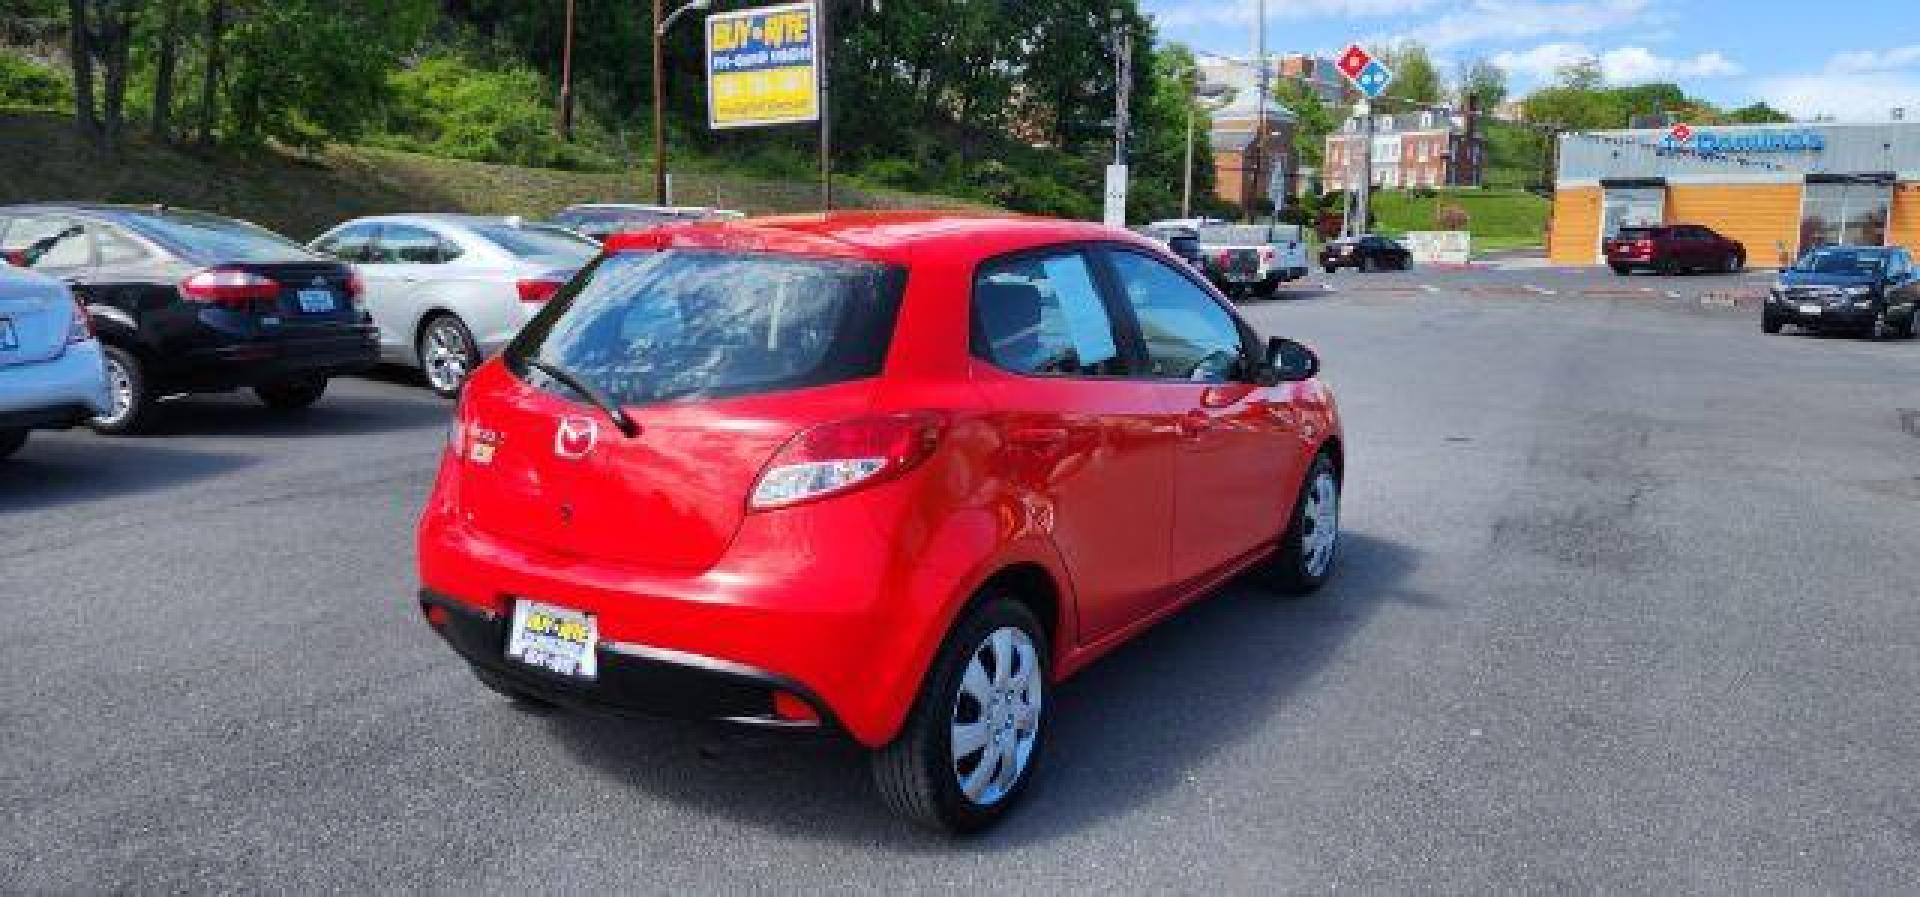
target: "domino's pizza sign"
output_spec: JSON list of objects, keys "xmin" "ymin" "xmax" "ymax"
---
[
  {"xmin": 1335, "ymin": 43, "xmax": 1395, "ymax": 99},
  {"xmin": 1662, "ymin": 122, "xmax": 1826, "ymax": 154}
]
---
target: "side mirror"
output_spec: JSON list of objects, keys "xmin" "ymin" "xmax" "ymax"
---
[{"xmin": 1259, "ymin": 336, "xmax": 1321, "ymax": 384}]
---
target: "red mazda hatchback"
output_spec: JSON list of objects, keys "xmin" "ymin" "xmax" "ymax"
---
[{"xmin": 417, "ymin": 212, "xmax": 1346, "ymax": 832}]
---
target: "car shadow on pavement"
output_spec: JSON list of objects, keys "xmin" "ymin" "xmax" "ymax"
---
[
  {"xmin": 0, "ymin": 440, "xmax": 254, "ymax": 515},
  {"xmin": 537, "ymin": 531, "xmax": 1429, "ymax": 848},
  {"xmin": 141, "ymin": 391, "xmax": 451, "ymax": 439}
]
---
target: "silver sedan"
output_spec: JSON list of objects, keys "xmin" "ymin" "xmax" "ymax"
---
[{"xmin": 309, "ymin": 215, "xmax": 599, "ymax": 397}]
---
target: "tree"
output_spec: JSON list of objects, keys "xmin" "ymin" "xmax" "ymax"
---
[
  {"xmin": 148, "ymin": 0, "xmax": 183, "ymax": 138},
  {"xmin": 1726, "ymin": 102, "xmax": 1793, "ymax": 124},
  {"xmin": 1275, "ymin": 78, "xmax": 1339, "ymax": 168},
  {"xmin": 1457, "ymin": 58, "xmax": 1507, "ymax": 111},
  {"xmin": 1556, "ymin": 57, "xmax": 1604, "ymax": 91},
  {"xmin": 65, "ymin": 0, "xmax": 136, "ymax": 150},
  {"xmin": 222, "ymin": 0, "xmax": 433, "ymax": 149},
  {"xmin": 1375, "ymin": 41, "xmax": 1443, "ymax": 105}
]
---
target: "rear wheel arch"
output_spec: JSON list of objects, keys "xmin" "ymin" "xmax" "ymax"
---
[{"xmin": 973, "ymin": 563, "xmax": 1064, "ymax": 658}]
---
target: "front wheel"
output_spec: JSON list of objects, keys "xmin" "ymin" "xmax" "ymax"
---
[
  {"xmin": 89, "ymin": 345, "xmax": 156, "ymax": 435},
  {"xmin": 1725, "ymin": 253, "xmax": 1744, "ymax": 274},
  {"xmin": 1762, "ymin": 316, "xmax": 1783, "ymax": 334},
  {"xmin": 0, "ymin": 428, "xmax": 27, "ymax": 461},
  {"xmin": 1255, "ymin": 453, "xmax": 1341, "ymax": 596},
  {"xmin": 872, "ymin": 596, "xmax": 1048, "ymax": 834},
  {"xmin": 1610, "ymin": 264, "xmax": 1632, "ymax": 276},
  {"xmin": 1322, "ymin": 265, "xmax": 1338, "ymax": 275},
  {"xmin": 254, "ymin": 376, "xmax": 328, "ymax": 410}
]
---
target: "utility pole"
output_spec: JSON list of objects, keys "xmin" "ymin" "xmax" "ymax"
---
[
  {"xmin": 558, "ymin": 0, "xmax": 577, "ymax": 141},
  {"xmin": 819, "ymin": 0, "xmax": 833, "ymax": 211},
  {"xmin": 1104, "ymin": 10, "xmax": 1132, "ymax": 227},
  {"xmin": 1352, "ymin": 99, "xmax": 1374, "ymax": 237},
  {"xmin": 1182, "ymin": 85, "xmax": 1195, "ymax": 219},
  {"xmin": 1249, "ymin": 0, "xmax": 1267, "ymax": 224}
]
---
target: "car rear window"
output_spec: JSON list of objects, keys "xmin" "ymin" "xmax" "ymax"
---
[
  {"xmin": 125, "ymin": 211, "xmax": 315, "ymax": 263},
  {"xmin": 1615, "ymin": 227, "xmax": 1662, "ymax": 241},
  {"xmin": 472, "ymin": 224, "xmax": 600, "ymax": 264},
  {"xmin": 507, "ymin": 250, "xmax": 906, "ymax": 406}
]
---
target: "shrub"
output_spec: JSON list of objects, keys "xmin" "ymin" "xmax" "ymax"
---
[
  {"xmin": 371, "ymin": 55, "xmax": 609, "ymax": 170},
  {"xmin": 1435, "ymin": 202, "xmax": 1471, "ymax": 231},
  {"xmin": 0, "ymin": 50, "xmax": 70, "ymax": 109}
]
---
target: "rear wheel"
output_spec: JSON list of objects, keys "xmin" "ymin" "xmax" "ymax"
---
[
  {"xmin": 1762, "ymin": 316, "xmax": 1784, "ymax": 334},
  {"xmin": 1322, "ymin": 265, "xmax": 1337, "ymax": 275},
  {"xmin": 418, "ymin": 314, "xmax": 479, "ymax": 400},
  {"xmin": 1610, "ymin": 264, "xmax": 1632, "ymax": 276},
  {"xmin": 1656, "ymin": 257, "xmax": 1679, "ymax": 276},
  {"xmin": 1360, "ymin": 256, "xmax": 1379, "ymax": 273},
  {"xmin": 1899, "ymin": 307, "xmax": 1919, "ymax": 339},
  {"xmin": 1724, "ymin": 252, "xmax": 1744, "ymax": 274},
  {"xmin": 254, "ymin": 376, "xmax": 327, "ymax": 410},
  {"xmin": 872, "ymin": 595, "xmax": 1048, "ymax": 834},
  {"xmin": 0, "ymin": 428, "xmax": 27, "ymax": 460},
  {"xmin": 89, "ymin": 345, "xmax": 156, "ymax": 435},
  {"xmin": 1255, "ymin": 453, "xmax": 1341, "ymax": 596}
]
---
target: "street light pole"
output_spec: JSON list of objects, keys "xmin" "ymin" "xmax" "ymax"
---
[
  {"xmin": 653, "ymin": 0, "xmax": 710, "ymax": 206},
  {"xmin": 558, "ymin": 0, "xmax": 576, "ymax": 141}
]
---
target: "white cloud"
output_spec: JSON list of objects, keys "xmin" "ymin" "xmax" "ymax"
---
[
  {"xmin": 1391, "ymin": 0, "xmax": 1656, "ymax": 50},
  {"xmin": 1828, "ymin": 44, "xmax": 1920, "ymax": 74},
  {"xmin": 1751, "ymin": 45, "xmax": 1920, "ymax": 120},
  {"xmin": 1150, "ymin": 0, "xmax": 1444, "ymax": 28},
  {"xmin": 1491, "ymin": 43, "xmax": 1742, "ymax": 84}
]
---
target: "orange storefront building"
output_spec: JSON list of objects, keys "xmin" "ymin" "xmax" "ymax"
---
[{"xmin": 1548, "ymin": 122, "xmax": 1920, "ymax": 268}]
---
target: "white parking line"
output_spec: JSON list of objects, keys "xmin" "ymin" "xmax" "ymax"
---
[
  {"xmin": 1421, "ymin": 285, "xmax": 1441, "ymax": 294},
  {"xmin": 1523, "ymin": 285, "xmax": 1558, "ymax": 296}
]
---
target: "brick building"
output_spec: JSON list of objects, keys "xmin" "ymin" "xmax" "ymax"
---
[{"xmin": 1323, "ymin": 108, "xmax": 1486, "ymax": 192}]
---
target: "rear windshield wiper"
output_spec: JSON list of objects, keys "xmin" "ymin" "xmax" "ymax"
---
[{"xmin": 526, "ymin": 357, "xmax": 640, "ymax": 438}]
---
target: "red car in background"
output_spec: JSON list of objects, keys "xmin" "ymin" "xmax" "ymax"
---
[
  {"xmin": 1606, "ymin": 224, "xmax": 1746, "ymax": 275},
  {"xmin": 415, "ymin": 213, "xmax": 1346, "ymax": 832}
]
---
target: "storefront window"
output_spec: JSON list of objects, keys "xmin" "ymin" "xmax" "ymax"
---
[
  {"xmin": 1800, "ymin": 181, "xmax": 1891, "ymax": 249},
  {"xmin": 1601, "ymin": 187, "xmax": 1666, "ymax": 243}
]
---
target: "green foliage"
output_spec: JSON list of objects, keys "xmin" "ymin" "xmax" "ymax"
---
[
  {"xmin": 1375, "ymin": 42, "xmax": 1443, "ymax": 105},
  {"xmin": 1725, "ymin": 102, "xmax": 1794, "ymax": 124},
  {"xmin": 1370, "ymin": 188, "xmax": 1547, "ymax": 250},
  {"xmin": 1275, "ymin": 77, "xmax": 1339, "ymax": 168},
  {"xmin": 0, "ymin": 49, "xmax": 69, "ymax": 109},
  {"xmin": 370, "ymin": 54, "xmax": 609, "ymax": 171},
  {"xmin": 222, "ymin": 0, "xmax": 435, "ymax": 149},
  {"xmin": 1456, "ymin": 58, "xmax": 1507, "ymax": 111}
]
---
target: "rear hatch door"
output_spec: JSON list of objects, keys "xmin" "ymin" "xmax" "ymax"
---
[{"xmin": 0, "ymin": 269, "xmax": 75, "ymax": 368}]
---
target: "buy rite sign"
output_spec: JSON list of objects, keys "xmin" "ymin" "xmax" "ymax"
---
[{"xmin": 707, "ymin": 2, "xmax": 819, "ymax": 129}]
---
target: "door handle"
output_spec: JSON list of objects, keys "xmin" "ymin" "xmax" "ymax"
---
[
  {"xmin": 1176, "ymin": 411, "xmax": 1213, "ymax": 438},
  {"xmin": 1008, "ymin": 426, "xmax": 1070, "ymax": 450}
]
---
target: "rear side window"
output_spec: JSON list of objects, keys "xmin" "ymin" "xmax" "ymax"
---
[
  {"xmin": 972, "ymin": 252, "xmax": 1126, "ymax": 377},
  {"xmin": 472, "ymin": 224, "xmax": 599, "ymax": 264},
  {"xmin": 508, "ymin": 251, "xmax": 904, "ymax": 406},
  {"xmin": 314, "ymin": 224, "xmax": 379, "ymax": 263},
  {"xmin": 93, "ymin": 225, "xmax": 149, "ymax": 265},
  {"xmin": 373, "ymin": 225, "xmax": 445, "ymax": 264},
  {"xmin": 126, "ymin": 211, "xmax": 313, "ymax": 263}
]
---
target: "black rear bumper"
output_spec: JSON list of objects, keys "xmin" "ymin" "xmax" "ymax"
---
[
  {"xmin": 418, "ymin": 590, "xmax": 836, "ymax": 730},
  {"xmin": 165, "ymin": 331, "xmax": 378, "ymax": 391}
]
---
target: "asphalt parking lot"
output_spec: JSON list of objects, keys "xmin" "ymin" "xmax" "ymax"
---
[{"xmin": 4, "ymin": 263, "xmax": 1918, "ymax": 892}]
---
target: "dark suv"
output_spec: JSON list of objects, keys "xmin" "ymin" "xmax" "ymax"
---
[
  {"xmin": 1764, "ymin": 245, "xmax": 1919, "ymax": 340},
  {"xmin": 1605, "ymin": 224, "xmax": 1745, "ymax": 275},
  {"xmin": 0, "ymin": 204, "xmax": 378, "ymax": 433}
]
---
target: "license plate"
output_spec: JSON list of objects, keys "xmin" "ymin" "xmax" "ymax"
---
[
  {"xmin": 505, "ymin": 600, "xmax": 598, "ymax": 680},
  {"xmin": 0, "ymin": 318, "xmax": 15, "ymax": 351},
  {"xmin": 1799, "ymin": 304, "xmax": 1822, "ymax": 315},
  {"xmin": 297, "ymin": 289, "xmax": 336, "ymax": 314}
]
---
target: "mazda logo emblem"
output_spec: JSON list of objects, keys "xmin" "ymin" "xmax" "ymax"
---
[{"xmin": 554, "ymin": 417, "xmax": 598, "ymax": 460}]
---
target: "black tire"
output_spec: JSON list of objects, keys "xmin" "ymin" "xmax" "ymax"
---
[
  {"xmin": 1610, "ymin": 264, "xmax": 1632, "ymax": 276},
  {"xmin": 1899, "ymin": 308, "xmax": 1919, "ymax": 340},
  {"xmin": 1359, "ymin": 256, "xmax": 1379, "ymax": 274},
  {"xmin": 1322, "ymin": 266, "xmax": 1337, "ymax": 275},
  {"xmin": 1254, "ymin": 453, "xmax": 1341, "ymax": 596},
  {"xmin": 872, "ymin": 595, "xmax": 1049, "ymax": 834},
  {"xmin": 1656, "ymin": 256, "xmax": 1678, "ymax": 276},
  {"xmin": 417, "ymin": 314, "xmax": 479, "ymax": 400},
  {"xmin": 1869, "ymin": 310, "xmax": 1893, "ymax": 341},
  {"xmin": 89, "ymin": 344, "xmax": 156, "ymax": 436},
  {"xmin": 472, "ymin": 667, "xmax": 558, "ymax": 710},
  {"xmin": 1725, "ymin": 253, "xmax": 1744, "ymax": 274},
  {"xmin": 0, "ymin": 428, "xmax": 27, "ymax": 461},
  {"xmin": 254, "ymin": 376, "xmax": 328, "ymax": 410},
  {"xmin": 1762, "ymin": 316, "xmax": 1783, "ymax": 334}
]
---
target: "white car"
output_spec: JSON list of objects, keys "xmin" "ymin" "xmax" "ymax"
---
[{"xmin": 309, "ymin": 215, "xmax": 599, "ymax": 397}]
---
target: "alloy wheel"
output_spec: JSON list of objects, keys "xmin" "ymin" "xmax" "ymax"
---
[
  {"xmin": 98, "ymin": 355, "xmax": 135, "ymax": 427},
  {"xmin": 949, "ymin": 626, "xmax": 1042, "ymax": 807},
  {"xmin": 422, "ymin": 320, "xmax": 474, "ymax": 394},
  {"xmin": 1300, "ymin": 468, "xmax": 1340, "ymax": 578}
]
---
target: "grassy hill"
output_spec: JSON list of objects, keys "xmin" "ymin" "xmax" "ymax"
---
[
  {"xmin": 1370, "ymin": 188, "xmax": 1550, "ymax": 252},
  {"xmin": 0, "ymin": 111, "xmax": 986, "ymax": 242}
]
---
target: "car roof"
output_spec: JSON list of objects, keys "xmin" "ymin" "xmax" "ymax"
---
[
  {"xmin": 0, "ymin": 202, "xmax": 203, "ymax": 222},
  {"xmin": 606, "ymin": 212, "xmax": 1155, "ymax": 265}
]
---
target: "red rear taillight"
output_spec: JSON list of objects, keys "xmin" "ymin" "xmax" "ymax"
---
[
  {"xmin": 1217, "ymin": 251, "xmax": 1233, "ymax": 267},
  {"xmin": 749, "ymin": 412, "xmax": 946, "ymax": 511},
  {"xmin": 67, "ymin": 296, "xmax": 92, "ymax": 344},
  {"xmin": 346, "ymin": 270, "xmax": 367, "ymax": 310},
  {"xmin": 517, "ymin": 278, "xmax": 565, "ymax": 304},
  {"xmin": 180, "ymin": 268, "xmax": 279, "ymax": 305}
]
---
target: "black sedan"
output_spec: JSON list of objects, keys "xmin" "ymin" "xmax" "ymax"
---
[
  {"xmin": 1320, "ymin": 235, "xmax": 1412, "ymax": 273},
  {"xmin": 1763, "ymin": 245, "xmax": 1920, "ymax": 340},
  {"xmin": 0, "ymin": 204, "xmax": 379, "ymax": 433}
]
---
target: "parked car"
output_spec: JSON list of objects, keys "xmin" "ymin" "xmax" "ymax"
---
[
  {"xmin": 0, "ymin": 204, "xmax": 378, "ymax": 433},
  {"xmin": 1605, "ymin": 224, "xmax": 1745, "ymax": 275},
  {"xmin": 1319, "ymin": 234, "xmax": 1412, "ymax": 274},
  {"xmin": 416, "ymin": 213, "xmax": 1345, "ymax": 833},
  {"xmin": 1763, "ymin": 245, "xmax": 1919, "ymax": 339},
  {"xmin": 310, "ymin": 215, "xmax": 601, "ymax": 398},
  {"xmin": 0, "ymin": 266, "xmax": 111, "ymax": 460},
  {"xmin": 1137, "ymin": 224, "xmax": 1204, "ymax": 270},
  {"xmin": 549, "ymin": 204, "xmax": 746, "ymax": 242},
  {"xmin": 1196, "ymin": 223, "xmax": 1311, "ymax": 298}
]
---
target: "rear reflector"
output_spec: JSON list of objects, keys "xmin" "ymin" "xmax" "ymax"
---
[
  {"xmin": 749, "ymin": 412, "xmax": 945, "ymax": 510},
  {"xmin": 517, "ymin": 279, "xmax": 565, "ymax": 303},
  {"xmin": 181, "ymin": 268, "xmax": 279, "ymax": 304}
]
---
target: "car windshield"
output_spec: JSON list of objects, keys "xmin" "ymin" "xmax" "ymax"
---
[
  {"xmin": 1794, "ymin": 248, "xmax": 1885, "ymax": 275},
  {"xmin": 507, "ymin": 250, "xmax": 905, "ymax": 407},
  {"xmin": 1199, "ymin": 225, "xmax": 1292, "ymax": 245},
  {"xmin": 126, "ymin": 210, "xmax": 314, "ymax": 263},
  {"xmin": 472, "ymin": 224, "xmax": 600, "ymax": 265}
]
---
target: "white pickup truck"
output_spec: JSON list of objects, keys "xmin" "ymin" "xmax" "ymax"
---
[{"xmin": 1193, "ymin": 223, "xmax": 1311, "ymax": 299}]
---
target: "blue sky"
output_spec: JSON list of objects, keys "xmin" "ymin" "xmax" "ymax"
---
[{"xmin": 1140, "ymin": 0, "xmax": 1920, "ymax": 121}]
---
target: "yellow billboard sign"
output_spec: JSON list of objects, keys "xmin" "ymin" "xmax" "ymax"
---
[{"xmin": 706, "ymin": 2, "xmax": 819, "ymax": 129}]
